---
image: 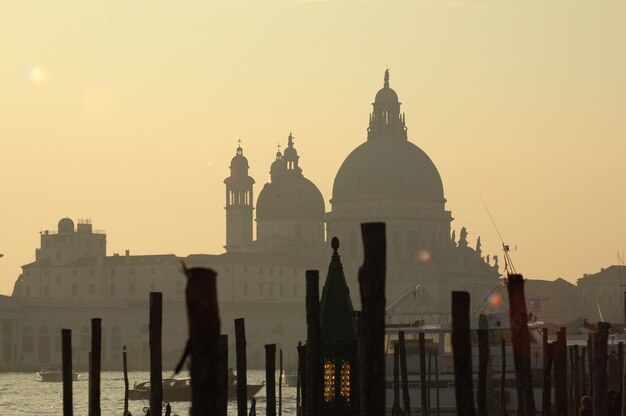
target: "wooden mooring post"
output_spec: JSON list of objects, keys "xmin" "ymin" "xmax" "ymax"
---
[
  {"xmin": 61, "ymin": 329, "xmax": 73, "ymax": 416},
  {"xmin": 235, "ymin": 318, "xmax": 248, "ymax": 416},
  {"xmin": 297, "ymin": 341, "xmax": 305, "ymax": 416},
  {"xmin": 580, "ymin": 347, "xmax": 587, "ymax": 397},
  {"xmin": 89, "ymin": 318, "xmax": 101, "ymax": 416},
  {"xmin": 184, "ymin": 267, "xmax": 221, "ymax": 416},
  {"xmin": 434, "ymin": 349, "xmax": 440, "ymax": 416},
  {"xmin": 554, "ymin": 327, "xmax": 568, "ymax": 416},
  {"xmin": 279, "ymin": 348, "xmax": 283, "ymax": 416},
  {"xmin": 541, "ymin": 330, "xmax": 553, "ymax": 416},
  {"xmin": 500, "ymin": 338, "xmax": 508, "ymax": 416},
  {"xmin": 219, "ymin": 335, "xmax": 229, "ymax": 416},
  {"xmin": 150, "ymin": 292, "xmax": 163, "ymax": 416},
  {"xmin": 419, "ymin": 332, "xmax": 428, "ymax": 416},
  {"xmin": 573, "ymin": 345, "xmax": 581, "ymax": 416},
  {"xmin": 398, "ymin": 330, "xmax": 411, "ymax": 416},
  {"xmin": 593, "ymin": 321, "xmax": 610, "ymax": 416},
  {"xmin": 123, "ymin": 344, "xmax": 129, "ymax": 415},
  {"xmin": 622, "ymin": 292, "xmax": 626, "ymax": 416},
  {"xmin": 393, "ymin": 344, "xmax": 401, "ymax": 416},
  {"xmin": 506, "ymin": 274, "xmax": 536, "ymax": 415},
  {"xmin": 305, "ymin": 270, "xmax": 321, "ymax": 416},
  {"xmin": 266, "ymin": 344, "xmax": 277, "ymax": 416},
  {"xmin": 451, "ymin": 291, "xmax": 476, "ymax": 416},
  {"xmin": 358, "ymin": 222, "xmax": 386, "ymax": 416},
  {"xmin": 476, "ymin": 314, "xmax": 489, "ymax": 416}
]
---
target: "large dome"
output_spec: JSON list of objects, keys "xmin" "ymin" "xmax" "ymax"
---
[
  {"xmin": 257, "ymin": 176, "xmax": 325, "ymax": 221},
  {"xmin": 332, "ymin": 137, "xmax": 444, "ymax": 204}
]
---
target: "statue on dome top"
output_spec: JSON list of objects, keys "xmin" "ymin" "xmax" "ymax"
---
[
  {"xmin": 476, "ymin": 236, "xmax": 482, "ymax": 254},
  {"xmin": 288, "ymin": 132, "xmax": 295, "ymax": 148},
  {"xmin": 384, "ymin": 69, "xmax": 390, "ymax": 88},
  {"xmin": 459, "ymin": 226, "xmax": 468, "ymax": 246}
]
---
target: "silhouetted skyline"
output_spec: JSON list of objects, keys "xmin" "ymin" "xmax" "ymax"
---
[{"xmin": 1, "ymin": 0, "xmax": 626, "ymax": 295}]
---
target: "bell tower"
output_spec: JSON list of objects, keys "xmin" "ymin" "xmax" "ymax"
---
[{"xmin": 224, "ymin": 142, "xmax": 255, "ymax": 251}]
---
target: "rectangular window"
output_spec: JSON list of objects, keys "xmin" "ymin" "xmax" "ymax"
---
[
  {"xmin": 90, "ymin": 269, "xmax": 95, "ymax": 276},
  {"xmin": 130, "ymin": 282, "xmax": 136, "ymax": 295},
  {"xmin": 295, "ymin": 224, "xmax": 303, "ymax": 238},
  {"xmin": 130, "ymin": 268, "xmax": 135, "ymax": 275},
  {"xmin": 270, "ymin": 284, "xmax": 274, "ymax": 296},
  {"xmin": 150, "ymin": 282, "xmax": 155, "ymax": 292},
  {"xmin": 25, "ymin": 286, "xmax": 31, "ymax": 296},
  {"xmin": 55, "ymin": 276, "xmax": 61, "ymax": 284},
  {"xmin": 72, "ymin": 269, "xmax": 77, "ymax": 276},
  {"xmin": 243, "ymin": 282, "xmax": 248, "ymax": 295},
  {"xmin": 43, "ymin": 285, "xmax": 49, "ymax": 296},
  {"xmin": 72, "ymin": 284, "xmax": 78, "ymax": 296},
  {"xmin": 90, "ymin": 284, "xmax": 95, "ymax": 296},
  {"xmin": 260, "ymin": 283, "xmax": 264, "ymax": 295},
  {"xmin": 56, "ymin": 252, "xmax": 61, "ymax": 261},
  {"xmin": 23, "ymin": 335, "xmax": 34, "ymax": 353},
  {"xmin": 279, "ymin": 285, "xmax": 284, "ymax": 296},
  {"xmin": 110, "ymin": 283, "xmax": 116, "ymax": 295},
  {"xmin": 244, "ymin": 266, "xmax": 248, "ymax": 273},
  {"xmin": 150, "ymin": 268, "xmax": 155, "ymax": 275}
]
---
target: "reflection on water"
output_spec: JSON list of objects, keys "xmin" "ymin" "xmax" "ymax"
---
[{"xmin": 0, "ymin": 370, "xmax": 297, "ymax": 415}]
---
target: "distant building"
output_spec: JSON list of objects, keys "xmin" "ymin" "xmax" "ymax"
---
[
  {"xmin": 2, "ymin": 71, "xmax": 504, "ymax": 370},
  {"xmin": 577, "ymin": 265, "xmax": 626, "ymax": 323},
  {"xmin": 524, "ymin": 278, "xmax": 578, "ymax": 324}
]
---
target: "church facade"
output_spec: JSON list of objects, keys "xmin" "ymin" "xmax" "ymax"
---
[{"xmin": 1, "ymin": 72, "xmax": 501, "ymax": 371}]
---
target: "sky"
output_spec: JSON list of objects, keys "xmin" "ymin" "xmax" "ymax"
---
[{"xmin": 1, "ymin": 0, "xmax": 625, "ymax": 295}]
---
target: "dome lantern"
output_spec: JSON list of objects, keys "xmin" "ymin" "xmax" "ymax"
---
[{"xmin": 368, "ymin": 70, "xmax": 407, "ymax": 141}]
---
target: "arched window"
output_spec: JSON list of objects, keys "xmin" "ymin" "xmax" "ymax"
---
[
  {"xmin": 22, "ymin": 326, "xmax": 34, "ymax": 353},
  {"xmin": 340, "ymin": 361, "xmax": 351, "ymax": 403}
]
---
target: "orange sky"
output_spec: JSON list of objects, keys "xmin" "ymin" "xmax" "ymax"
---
[{"xmin": 1, "ymin": 0, "xmax": 625, "ymax": 295}]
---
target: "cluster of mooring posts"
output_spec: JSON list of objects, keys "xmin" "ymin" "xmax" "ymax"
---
[{"xmin": 56, "ymin": 221, "xmax": 624, "ymax": 415}]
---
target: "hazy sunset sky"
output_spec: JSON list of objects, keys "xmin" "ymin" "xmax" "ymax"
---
[{"xmin": 1, "ymin": 0, "xmax": 625, "ymax": 295}]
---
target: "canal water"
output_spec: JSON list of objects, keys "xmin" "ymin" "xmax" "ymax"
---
[{"xmin": 0, "ymin": 370, "xmax": 297, "ymax": 415}]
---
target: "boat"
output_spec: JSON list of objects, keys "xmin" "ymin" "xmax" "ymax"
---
[
  {"xmin": 37, "ymin": 368, "xmax": 79, "ymax": 382},
  {"xmin": 129, "ymin": 377, "xmax": 265, "ymax": 402}
]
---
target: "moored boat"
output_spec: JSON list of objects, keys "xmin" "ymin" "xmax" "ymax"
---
[
  {"xmin": 37, "ymin": 368, "xmax": 79, "ymax": 382},
  {"xmin": 129, "ymin": 377, "xmax": 265, "ymax": 402}
]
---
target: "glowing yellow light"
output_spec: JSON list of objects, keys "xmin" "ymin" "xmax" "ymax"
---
[
  {"xmin": 27, "ymin": 66, "xmax": 48, "ymax": 85},
  {"xmin": 324, "ymin": 359, "xmax": 336, "ymax": 402},
  {"xmin": 340, "ymin": 361, "xmax": 351, "ymax": 403}
]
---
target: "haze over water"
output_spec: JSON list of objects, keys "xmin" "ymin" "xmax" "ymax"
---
[{"xmin": 0, "ymin": 371, "xmax": 283, "ymax": 415}]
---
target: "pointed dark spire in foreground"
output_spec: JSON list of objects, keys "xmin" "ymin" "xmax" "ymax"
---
[{"xmin": 319, "ymin": 237, "xmax": 357, "ymax": 346}]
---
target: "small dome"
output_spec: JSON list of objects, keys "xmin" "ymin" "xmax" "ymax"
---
[
  {"xmin": 230, "ymin": 146, "xmax": 249, "ymax": 176},
  {"xmin": 332, "ymin": 139, "xmax": 444, "ymax": 203},
  {"xmin": 58, "ymin": 218, "xmax": 75, "ymax": 234},
  {"xmin": 374, "ymin": 86, "xmax": 399, "ymax": 104},
  {"xmin": 257, "ymin": 176, "xmax": 325, "ymax": 222}
]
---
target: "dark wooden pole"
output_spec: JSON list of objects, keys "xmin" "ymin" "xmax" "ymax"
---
[
  {"xmin": 427, "ymin": 352, "xmax": 432, "ymax": 412},
  {"xmin": 477, "ymin": 314, "xmax": 489, "ymax": 416},
  {"xmin": 297, "ymin": 342, "xmax": 305, "ymax": 416},
  {"xmin": 184, "ymin": 267, "xmax": 221, "ymax": 416},
  {"xmin": 500, "ymin": 338, "xmax": 508, "ymax": 416},
  {"xmin": 399, "ymin": 331, "xmax": 411, "ymax": 416},
  {"xmin": 568, "ymin": 346, "xmax": 575, "ymax": 416},
  {"xmin": 279, "ymin": 348, "xmax": 283, "ymax": 416},
  {"xmin": 305, "ymin": 270, "xmax": 321, "ymax": 416},
  {"xmin": 554, "ymin": 328, "xmax": 568, "ymax": 416},
  {"xmin": 506, "ymin": 274, "xmax": 536, "ymax": 415},
  {"xmin": 62, "ymin": 329, "xmax": 73, "ymax": 416},
  {"xmin": 123, "ymin": 344, "xmax": 129, "ymax": 415},
  {"xmin": 587, "ymin": 333, "xmax": 593, "ymax": 398},
  {"xmin": 618, "ymin": 341, "xmax": 624, "ymax": 393},
  {"xmin": 620, "ymin": 292, "xmax": 626, "ymax": 416},
  {"xmin": 235, "ymin": 318, "xmax": 248, "ymax": 416},
  {"xmin": 451, "ymin": 291, "xmax": 476, "ymax": 416},
  {"xmin": 89, "ymin": 318, "xmax": 101, "ymax": 416},
  {"xmin": 219, "ymin": 335, "xmax": 229, "ymax": 416},
  {"xmin": 435, "ymin": 349, "xmax": 440, "ymax": 416},
  {"xmin": 580, "ymin": 347, "xmax": 587, "ymax": 397},
  {"xmin": 419, "ymin": 332, "xmax": 428, "ymax": 416},
  {"xmin": 541, "ymin": 330, "xmax": 550, "ymax": 416},
  {"xmin": 393, "ymin": 344, "xmax": 401, "ymax": 416},
  {"xmin": 573, "ymin": 345, "xmax": 581, "ymax": 416},
  {"xmin": 358, "ymin": 222, "xmax": 387, "ymax": 416},
  {"xmin": 150, "ymin": 292, "xmax": 163, "ymax": 416},
  {"xmin": 266, "ymin": 344, "xmax": 277, "ymax": 416},
  {"xmin": 593, "ymin": 321, "xmax": 610, "ymax": 416}
]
